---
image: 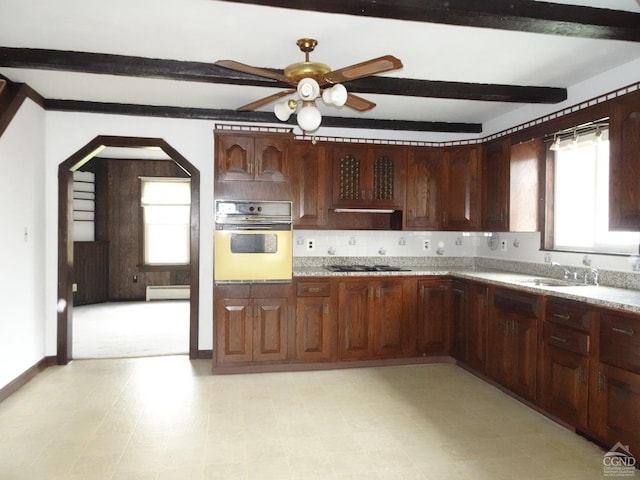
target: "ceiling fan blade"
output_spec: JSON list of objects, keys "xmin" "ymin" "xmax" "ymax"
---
[
  {"xmin": 324, "ymin": 55, "xmax": 403, "ymax": 84},
  {"xmin": 216, "ymin": 60, "xmax": 292, "ymax": 85},
  {"xmin": 237, "ymin": 89, "xmax": 295, "ymax": 111},
  {"xmin": 344, "ymin": 93, "xmax": 376, "ymax": 112},
  {"xmin": 0, "ymin": 79, "xmax": 6, "ymax": 94}
]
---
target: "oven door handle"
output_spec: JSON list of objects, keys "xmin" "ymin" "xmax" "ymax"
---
[{"xmin": 216, "ymin": 224, "xmax": 291, "ymax": 231}]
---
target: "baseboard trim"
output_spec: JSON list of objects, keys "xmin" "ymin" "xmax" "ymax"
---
[
  {"xmin": 0, "ymin": 356, "xmax": 55, "ymax": 403},
  {"xmin": 197, "ymin": 349, "xmax": 213, "ymax": 359},
  {"xmin": 212, "ymin": 355, "xmax": 455, "ymax": 375}
]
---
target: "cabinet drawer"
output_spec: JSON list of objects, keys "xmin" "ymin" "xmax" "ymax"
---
[
  {"xmin": 543, "ymin": 322, "xmax": 590, "ymax": 356},
  {"xmin": 545, "ymin": 298, "xmax": 591, "ymax": 332},
  {"xmin": 296, "ymin": 281, "xmax": 331, "ymax": 297},
  {"xmin": 600, "ymin": 313, "xmax": 640, "ymax": 373}
]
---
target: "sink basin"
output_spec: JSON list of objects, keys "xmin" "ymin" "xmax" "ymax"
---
[{"xmin": 518, "ymin": 278, "xmax": 586, "ymax": 287}]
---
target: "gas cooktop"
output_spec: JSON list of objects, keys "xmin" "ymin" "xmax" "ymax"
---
[{"xmin": 324, "ymin": 264, "xmax": 411, "ymax": 272}]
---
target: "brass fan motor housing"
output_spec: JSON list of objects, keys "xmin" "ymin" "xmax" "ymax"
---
[{"xmin": 284, "ymin": 38, "xmax": 331, "ymax": 83}]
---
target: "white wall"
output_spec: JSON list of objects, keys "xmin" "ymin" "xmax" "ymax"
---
[
  {"xmin": 0, "ymin": 99, "xmax": 46, "ymax": 388},
  {"xmin": 44, "ymin": 112, "xmax": 219, "ymax": 354}
]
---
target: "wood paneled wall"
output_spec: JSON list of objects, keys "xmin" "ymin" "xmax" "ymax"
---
[
  {"xmin": 90, "ymin": 157, "xmax": 190, "ymax": 301},
  {"xmin": 73, "ymin": 240, "xmax": 108, "ymax": 305}
]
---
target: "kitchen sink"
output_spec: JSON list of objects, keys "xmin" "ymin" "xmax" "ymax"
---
[{"xmin": 517, "ymin": 278, "xmax": 587, "ymax": 287}]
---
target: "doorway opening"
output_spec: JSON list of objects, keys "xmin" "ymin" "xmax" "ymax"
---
[{"xmin": 57, "ymin": 136, "xmax": 200, "ymax": 364}]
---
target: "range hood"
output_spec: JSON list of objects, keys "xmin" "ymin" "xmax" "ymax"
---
[{"xmin": 333, "ymin": 208, "xmax": 395, "ymax": 214}]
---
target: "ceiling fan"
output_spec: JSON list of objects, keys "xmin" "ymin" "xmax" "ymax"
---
[{"xmin": 215, "ymin": 38, "xmax": 403, "ymax": 133}]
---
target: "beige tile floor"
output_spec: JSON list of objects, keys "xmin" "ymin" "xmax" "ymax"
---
[{"xmin": 0, "ymin": 357, "xmax": 618, "ymax": 480}]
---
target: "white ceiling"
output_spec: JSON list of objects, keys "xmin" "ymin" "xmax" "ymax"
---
[{"xmin": 1, "ymin": 0, "xmax": 639, "ymax": 134}]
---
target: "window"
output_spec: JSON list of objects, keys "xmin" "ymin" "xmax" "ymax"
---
[
  {"xmin": 551, "ymin": 128, "xmax": 639, "ymax": 254},
  {"xmin": 140, "ymin": 177, "xmax": 191, "ymax": 265}
]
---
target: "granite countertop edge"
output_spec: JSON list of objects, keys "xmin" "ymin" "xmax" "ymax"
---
[{"xmin": 293, "ymin": 267, "xmax": 640, "ymax": 315}]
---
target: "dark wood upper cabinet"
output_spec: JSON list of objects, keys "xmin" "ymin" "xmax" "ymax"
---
[
  {"xmin": 291, "ymin": 141, "xmax": 327, "ymax": 228},
  {"xmin": 214, "ymin": 131, "xmax": 292, "ymax": 200},
  {"xmin": 331, "ymin": 144, "xmax": 406, "ymax": 209},
  {"xmin": 609, "ymin": 90, "xmax": 640, "ymax": 231},
  {"xmin": 482, "ymin": 139, "xmax": 510, "ymax": 231},
  {"xmin": 441, "ymin": 145, "xmax": 481, "ymax": 230},
  {"xmin": 509, "ymin": 139, "xmax": 541, "ymax": 232},
  {"xmin": 405, "ymin": 146, "xmax": 442, "ymax": 230}
]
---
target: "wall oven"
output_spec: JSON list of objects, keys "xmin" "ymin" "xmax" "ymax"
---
[{"xmin": 214, "ymin": 200, "xmax": 292, "ymax": 282}]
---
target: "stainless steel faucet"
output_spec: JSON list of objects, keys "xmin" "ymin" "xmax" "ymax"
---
[
  {"xmin": 584, "ymin": 267, "xmax": 600, "ymax": 286},
  {"xmin": 551, "ymin": 262, "xmax": 572, "ymax": 279}
]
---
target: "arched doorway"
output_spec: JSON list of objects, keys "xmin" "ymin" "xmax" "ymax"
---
[{"xmin": 57, "ymin": 135, "xmax": 200, "ymax": 363}]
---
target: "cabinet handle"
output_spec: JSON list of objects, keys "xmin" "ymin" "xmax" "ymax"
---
[
  {"xmin": 552, "ymin": 313, "xmax": 571, "ymax": 321},
  {"xmin": 308, "ymin": 287, "xmax": 321, "ymax": 293},
  {"xmin": 247, "ymin": 305, "xmax": 252, "ymax": 318},
  {"xmin": 376, "ymin": 287, "xmax": 381, "ymax": 298},
  {"xmin": 324, "ymin": 303, "xmax": 329, "ymax": 316},
  {"xmin": 247, "ymin": 162, "xmax": 253, "ymax": 175},
  {"xmin": 419, "ymin": 285, "xmax": 425, "ymax": 298},
  {"xmin": 368, "ymin": 287, "xmax": 373, "ymax": 299},
  {"xmin": 598, "ymin": 372, "xmax": 607, "ymax": 392},
  {"xmin": 612, "ymin": 327, "xmax": 635, "ymax": 336},
  {"xmin": 550, "ymin": 335, "xmax": 567, "ymax": 344},
  {"xmin": 578, "ymin": 366, "xmax": 587, "ymax": 384}
]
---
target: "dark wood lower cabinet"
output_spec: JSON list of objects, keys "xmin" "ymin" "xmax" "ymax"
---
[
  {"xmin": 541, "ymin": 339, "xmax": 589, "ymax": 430},
  {"xmin": 592, "ymin": 362, "xmax": 640, "ymax": 459},
  {"xmin": 466, "ymin": 283, "xmax": 489, "ymax": 373},
  {"xmin": 416, "ymin": 279, "xmax": 452, "ymax": 355},
  {"xmin": 338, "ymin": 278, "xmax": 414, "ymax": 360},
  {"xmin": 451, "ymin": 280, "xmax": 468, "ymax": 361},
  {"xmin": 489, "ymin": 288, "xmax": 539, "ymax": 401},
  {"xmin": 214, "ymin": 284, "xmax": 290, "ymax": 367},
  {"xmin": 294, "ymin": 280, "xmax": 336, "ymax": 362}
]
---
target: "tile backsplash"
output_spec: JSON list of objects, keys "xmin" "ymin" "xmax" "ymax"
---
[{"xmin": 293, "ymin": 229, "xmax": 640, "ymax": 283}]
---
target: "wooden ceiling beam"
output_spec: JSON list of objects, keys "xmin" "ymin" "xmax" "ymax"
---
[
  {"xmin": 44, "ymin": 99, "xmax": 483, "ymax": 133},
  {"xmin": 217, "ymin": 0, "xmax": 640, "ymax": 42},
  {"xmin": 0, "ymin": 47, "xmax": 566, "ymax": 103}
]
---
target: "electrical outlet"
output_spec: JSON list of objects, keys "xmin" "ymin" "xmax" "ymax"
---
[
  {"xmin": 423, "ymin": 240, "xmax": 430, "ymax": 251},
  {"xmin": 306, "ymin": 239, "xmax": 315, "ymax": 250},
  {"xmin": 500, "ymin": 239, "xmax": 508, "ymax": 252}
]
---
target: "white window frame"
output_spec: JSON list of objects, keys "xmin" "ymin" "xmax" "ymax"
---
[
  {"xmin": 551, "ymin": 128, "xmax": 640, "ymax": 254},
  {"xmin": 140, "ymin": 177, "xmax": 191, "ymax": 266}
]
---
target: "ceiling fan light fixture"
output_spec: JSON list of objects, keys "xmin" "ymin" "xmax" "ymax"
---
[
  {"xmin": 297, "ymin": 77, "xmax": 320, "ymax": 102},
  {"xmin": 322, "ymin": 83, "xmax": 348, "ymax": 107},
  {"xmin": 274, "ymin": 98, "xmax": 297, "ymax": 121},
  {"xmin": 297, "ymin": 102, "xmax": 322, "ymax": 133}
]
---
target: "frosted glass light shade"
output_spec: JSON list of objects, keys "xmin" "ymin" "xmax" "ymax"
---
[
  {"xmin": 297, "ymin": 103, "xmax": 322, "ymax": 132},
  {"xmin": 322, "ymin": 83, "xmax": 347, "ymax": 107},
  {"xmin": 297, "ymin": 78, "xmax": 320, "ymax": 101},
  {"xmin": 274, "ymin": 100, "xmax": 295, "ymax": 121}
]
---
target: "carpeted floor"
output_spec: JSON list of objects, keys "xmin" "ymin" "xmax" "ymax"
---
[{"xmin": 72, "ymin": 300, "xmax": 189, "ymax": 359}]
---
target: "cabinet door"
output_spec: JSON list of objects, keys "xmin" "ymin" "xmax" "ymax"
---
[
  {"xmin": 416, "ymin": 279, "xmax": 452, "ymax": 355},
  {"xmin": 441, "ymin": 146, "xmax": 480, "ymax": 230},
  {"xmin": 369, "ymin": 146, "xmax": 405, "ymax": 208},
  {"xmin": 215, "ymin": 298, "xmax": 252, "ymax": 365},
  {"xmin": 332, "ymin": 144, "xmax": 368, "ymax": 207},
  {"xmin": 593, "ymin": 363, "xmax": 640, "ymax": 459},
  {"xmin": 372, "ymin": 280, "xmax": 407, "ymax": 357},
  {"xmin": 488, "ymin": 312, "xmax": 512, "ymax": 386},
  {"xmin": 509, "ymin": 139, "xmax": 541, "ymax": 232},
  {"xmin": 405, "ymin": 147, "xmax": 441, "ymax": 230},
  {"xmin": 482, "ymin": 139, "xmax": 510, "ymax": 231},
  {"xmin": 253, "ymin": 297, "xmax": 288, "ymax": 362},
  {"xmin": 215, "ymin": 134, "xmax": 254, "ymax": 182},
  {"xmin": 338, "ymin": 281, "xmax": 372, "ymax": 359},
  {"xmin": 541, "ymin": 342, "xmax": 589, "ymax": 430},
  {"xmin": 254, "ymin": 135, "xmax": 290, "ymax": 182},
  {"xmin": 291, "ymin": 142, "xmax": 327, "ymax": 227},
  {"xmin": 295, "ymin": 296, "xmax": 335, "ymax": 362},
  {"xmin": 511, "ymin": 315, "xmax": 538, "ymax": 401},
  {"xmin": 451, "ymin": 280, "xmax": 468, "ymax": 361},
  {"xmin": 610, "ymin": 91, "xmax": 640, "ymax": 230},
  {"xmin": 467, "ymin": 283, "xmax": 488, "ymax": 373}
]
